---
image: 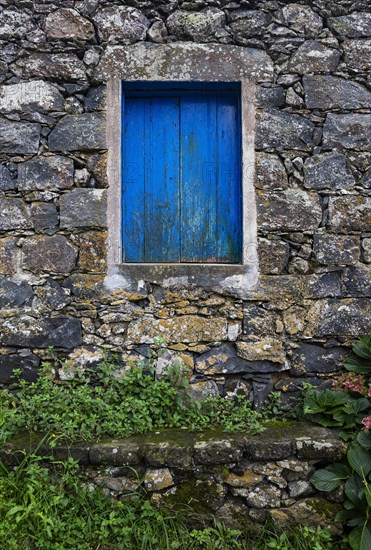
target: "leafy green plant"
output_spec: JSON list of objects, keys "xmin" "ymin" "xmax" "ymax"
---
[
  {"xmin": 303, "ymin": 337, "xmax": 371, "ymax": 550},
  {"xmin": 0, "ymin": 351, "xmax": 265, "ymax": 444}
]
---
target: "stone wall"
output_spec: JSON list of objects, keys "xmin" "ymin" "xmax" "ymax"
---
[
  {"xmin": 0, "ymin": 0, "xmax": 371, "ymax": 408},
  {"xmin": 1, "ymin": 424, "xmax": 346, "ymax": 531}
]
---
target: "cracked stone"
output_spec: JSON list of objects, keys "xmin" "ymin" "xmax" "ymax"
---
[
  {"xmin": 287, "ymin": 41, "xmax": 340, "ymax": 74},
  {"xmin": 18, "ymin": 156, "xmax": 74, "ymax": 191},
  {"xmin": 49, "ymin": 113, "xmax": 106, "ymax": 152},
  {"xmin": 93, "ymin": 6, "xmax": 150, "ymax": 43},
  {"xmin": 45, "ymin": 8, "xmax": 95, "ymax": 41},
  {"xmin": 22, "ymin": 235, "xmax": 77, "ymax": 274},
  {"xmin": 60, "ymin": 189, "xmax": 107, "ymax": 228},
  {"xmin": 304, "ymin": 152, "xmax": 355, "ymax": 190}
]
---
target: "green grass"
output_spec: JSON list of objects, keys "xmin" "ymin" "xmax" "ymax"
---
[{"xmin": 0, "ymin": 452, "xmax": 346, "ymax": 550}]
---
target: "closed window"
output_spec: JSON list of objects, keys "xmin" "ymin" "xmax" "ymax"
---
[{"xmin": 122, "ymin": 82, "xmax": 242, "ymax": 264}]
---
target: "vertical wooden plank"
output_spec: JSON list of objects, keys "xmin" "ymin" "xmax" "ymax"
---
[
  {"xmin": 180, "ymin": 95, "xmax": 217, "ymax": 262},
  {"xmin": 144, "ymin": 97, "xmax": 180, "ymax": 262},
  {"xmin": 122, "ymin": 97, "xmax": 145, "ymax": 262},
  {"xmin": 216, "ymin": 94, "xmax": 242, "ymax": 263}
]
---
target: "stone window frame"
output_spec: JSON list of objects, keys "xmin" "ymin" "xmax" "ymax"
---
[{"xmin": 103, "ymin": 43, "xmax": 265, "ymax": 296}]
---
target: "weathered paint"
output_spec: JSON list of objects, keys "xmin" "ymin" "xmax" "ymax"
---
[{"xmin": 122, "ymin": 83, "xmax": 242, "ymax": 263}]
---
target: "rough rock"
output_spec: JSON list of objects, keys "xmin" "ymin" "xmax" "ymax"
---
[
  {"xmin": 226, "ymin": 470, "xmax": 263, "ymax": 488},
  {"xmin": 31, "ymin": 202, "xmax": 59, "ymax": 233},
  {"xmin": 287, "ymin": 41, "xmax": 340, "ymax": 74},
  {"xmin": 342, "ymin": 265, "xmax": 371, "ymax": 297},
  {"xmin": 0, "ymin": 238, "xmax": 17, "ymax": 275},
  {"xmin": 12, "ymin": 54, "xmax": 86, "ymax": 81},
  {"xmin": 0, "ymin": 276, "xmax": 34, "ymax": 308},
  {"xmin": 148, "ymin": 20, "xmax": 168, "ymax": 43},
  {"xmin": 60, "ymin": 347, "xmax": 104, "ymax": 380},
  {"xmin": 167, "ymin": 8, "xmax": 225, "ymax": 41},
  {"xmin": 256, "ymin": 87, "xmax": 285, "ymax": 109},
  {"xmin": 257, "ymin": 191, "xmax": 322, "ymax": 232},
  {"xmin": 188, "ymin": 380, "xmax": 219, "ymax": 400},
  {"xmin": 313, "ymin": 234, "xmax": 360, "ymax": 265},
  {"xmin": 304, "ymin": 75, "xmax": 371, "ymax": 109},
  {"xmin": 194, "ymin": 438, "xmax": 242, "ymax": 465},
  {"xmin": 328, "ymin": 196, "xmax": 371, "ymax": 232},
  {"xmin": 269, "ymin": 498, "xmax": 342, "ymax": 536},
  {"xmin": 236, "ymin": 339, "xmax": 286, "ymax": 364},
  {"xmin": 0, "ymin": 81, "xmax": 64, "ymax": 112},
  {"xmin": 254, "ymin": 153, "xmax": 288, "ymax": 190},
  {"xmin": 243, "ymin": 305, "xmax": 279, "ymax": 336},
  {"xmin": 78, "ymin": 231, "xmax": 107, "ymax": 272},
  {"xmin": 243, "ymin": 483, "xmax": 281, "ymax": 508},
  {"xmin": 49, "ymin": 113, "xmax": 106, "ymax": 152},
  {"xmin": 323, "ymin": 114, "xmax": 371, "ymax": 151},
  {"xmin": 45, "ymin": 8, "xmax": 95, "ymax": 41},
  {"xmin": 280, "ymin": 4, "xmax": 322, "ymax": 37},
  {"xmin": 258, "ymin": 238, "xmax": 290, "ymax": 274},
  {"xmin": 84, "ymin": 85, "xmax": 106, "ymax": 112},
  {"xmin": 0, "ymin": 353, "xmax": 40, "ymax": 384},
  {"xmin": 229, "ymin": 11, "xmax": 270, "ymax": 38},
  {"xmin": 195, "ymin": 343, "xmax": 257, "ymax": 375},
  {"xmin": 328, "ymin": 12, "xmax": 371, "ymax": 38},
  {"xmin": 256, "ymin": 110, "xmax": 314, "ymax": 151},
  {"xmin": 0, "ymin": 198, "xmax": 32, "ymax": 230},
  {"xmin": 0, "ymin": 120, "xmax": 40, "ymax": 154},
  {"xmin": 60, "ymin": 189, "xmax": 107, "ymax": 228},
  {"xmin": 127, "ymin": 315, "xmax": 228, "ymax": 344},
  {"xmin": 0, "ymin": 165, "xmax": 15, "ymax": 191},
  {"xmin": 18, "ymin": 156, "xmax": 74, "ymax": 191},
  {"xmin": 362, "ymin": 238, "xmax": 371, "ymax": 263},
  {"xmin": 0, "ymin": 9, "xmax": 35, "ymax": 39},
  {"xmin": 290, "ymin": 344, "xmax": 346, "ymax": 376},
  {"xmin": 344, "ymin": 39, "xmax": 371, "ymax": 71},
  {"xmin": 317, "ymin": 299, "xmax": 371, "ymax": 336},
  {"xmin": 144, "ymin": 469, "xmax": 174, "ymax": 491},
  {"xmin": 22, "ymin": 235, "xmax": 77, "ymax": 274},
  {"xmin": 93, "ymin": 6, "xmax": 150, "ymax": 43},
  {"xmin": 304, "ymin": 152, "xmax": 355, "ymax": 190},
  {"xmin": 95, "ymin": 43, "xmax": 273, "ymax": 83},
  {"xmin": 1, "ymin": 316, "xmax": 82, "ymax": 349}
]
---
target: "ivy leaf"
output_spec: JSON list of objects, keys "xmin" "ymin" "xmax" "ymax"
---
[
  {"xmin": 310, "ymin": 464, "xmax": 349, "ymax": 492},
  {"xmin": 348, "ymin": 443, "xmax": 371, "ymax": 477}
]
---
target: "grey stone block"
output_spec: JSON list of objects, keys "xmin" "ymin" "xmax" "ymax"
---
[
  {"xmin": 304, "ymin": 152, "xmax": 355, "ymax": 190},
  {"xmin": 256, "ymin": 110, "xmax": 314, "ymax": 151},
  {"xmin": 22, "ymin": 235, "xmax": 77, "ymax": 274},
  {"xmin": 1, "ymin": 316, "xmax": 82, "ymax": 349},
  {"xmin": 0, "ymin": 198, "xmax": 32, "ymax": 230},
  {"xmin": 18, "ymin": 156, "xmax": 74, "ymax": 191},
  {"xmin": 0, "ymin": 120, "xmax": 40, "ymax": 154},
  {"xmin": 49, "ymin": 113, "xmax": 106, "ymax": 152},
  {"xmin": 60, "ymin": 188, "xmax": 107, "ymax": 228},
  {"xmin": 304, "ymin": 75, "xmax": 371, "ymax": 110},
  {"xmin": 257, "ymin": 190, "xmax": 322, "ymax": 232}
]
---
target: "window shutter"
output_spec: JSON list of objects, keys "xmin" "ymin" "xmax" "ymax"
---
[{"xmin": 122, "ymin": 85, "xmax": 242, "ymax": 263}]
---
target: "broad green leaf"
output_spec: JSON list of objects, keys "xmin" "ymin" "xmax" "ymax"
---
[
  {"xmin": 345, "ymin": 356, "xmax": 371, "ymax": 375},
  {"xmin": 348, "ymin": 443, "xmax": 371, "ymax": 477},
  {"xmin": 310, "ymin": 464, "xmax": 348, "ymax": 492},
  {"xmin": 357, "ymin": 431, "xmax": 371, "ymax": 451},
  {"xmin": 353, "ymin": 337, "xmax": 371, "ymax": 360},
  {"xmin": 345, "ymin": 474, "xmax": 364, "ymax": 509},
  {"xmin": 349, "ymin": 523, "xmax": 371, "ymax": 550}
]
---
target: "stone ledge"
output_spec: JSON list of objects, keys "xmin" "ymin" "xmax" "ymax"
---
[
  {"xmin": 1, "ymin": 423, "xmax": 345, "ymax": 533},
  {"xmin": 1, "ymin": 423, "xmax": 345, "ymax": 468}
]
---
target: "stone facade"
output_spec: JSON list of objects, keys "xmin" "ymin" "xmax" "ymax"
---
[
  {"xmin": 0, "ymin": 0, "xmax": 370, "ymax": 409},
  {"xmin": 1, "ymin": 424, "xmax": 346, "ymax": 532}
]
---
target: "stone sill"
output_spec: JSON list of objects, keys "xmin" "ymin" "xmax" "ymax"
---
[
  {"xmin": 1, "ymin": 423, "xmax": 345, "ymax": 467},
  {"xmin": 104, "ymin": 262, "xmax": 258, "ymax": 298}
]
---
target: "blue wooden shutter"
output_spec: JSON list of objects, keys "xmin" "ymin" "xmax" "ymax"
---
[{"xmin": 122, "ymin": 84, "xmax": 242, "ymax": 263}]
